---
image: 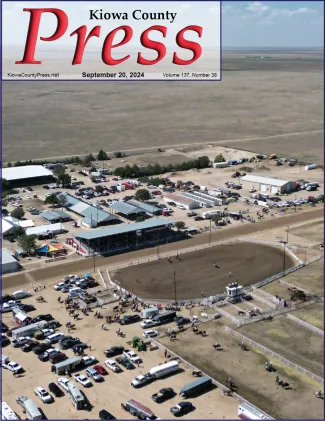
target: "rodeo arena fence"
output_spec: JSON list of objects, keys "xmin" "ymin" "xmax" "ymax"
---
[
  {"xmin": 286, "ymin": 314, "xmax": 324, "ymax": 336},
  {"xmin": 150, "ymin": 338, "xmax": 274, "ymax": 420},
  {"xmin": 224, "ymin": 326, "xmax": 324, "ymax": 385}
]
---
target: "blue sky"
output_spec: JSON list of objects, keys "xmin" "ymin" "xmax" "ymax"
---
[{"xmin": 223, "ymin": 1, "xmax": 323, "ymax": 47}]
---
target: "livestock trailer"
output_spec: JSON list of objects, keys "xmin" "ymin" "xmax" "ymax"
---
[
  {"xmin": 238, "ymin": 403, "xmax": 273, "ymax": 420},
  {"xmin": 179, "ymin": 376, "xmax": 212, "ymax": 398},
  {"xmin": 52, "ymin": 357, "xmax": 81, "ymax": 375}
]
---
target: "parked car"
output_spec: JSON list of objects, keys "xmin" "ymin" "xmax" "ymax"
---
[
  {"xmin": 118, "ymin": 357, "xmax": 135, "ymax": 370},
  {"xmin": 81, "ymin": 356, "xmax": 97, "ymax": 366},
  {"xmin": 176, "ymin": 317, "xmax": 191, "ymax": 327},
  {"xmin": 104, "ymin": 346, "xmax": 124, "ymax": 357},
  {"xmin": 34, "ymin": 386, "xmax": 53, "ymax": 403},
  {"xmin": 74, "ymin": 373, "xmax": 92, "ymax": 387},
  {"xmin": 38, "ymin": 353, "xmax": 49, "ymax": 362},
  {"xmin": 131, "ymin": 374, "xmax": 154, "ymax": 388},
  {"xmin": 21, "ymin": 341, "xmax": 39, "ymax": 352},
  {"xmin": 60, "ymin": 338, "xmax": 81, "ymax": 350},
  {"xmin": 120, "ymin": 314, "xmax": 141, "ymax": 325},
  {"xmin": 152, "ymin": 388, "xmax": 175, "ymax": 403},
  {"xmin": 93, "ymin": 365, "xmax": 108, "ymax": 375},
  {"xmin": 99, "ymin": 410, "xmax": 116, "ymax": 420},
  {"xmin": 33, "ymin": 344, "xmax": 50, "ymax": 355},
  {"xmin": 170, "ymin": 402, "xmax": 194, "ymax": 416},
  {"xmin": 123, "ymin": 350, "xmax": 141, "ymax": 364},
  {"xmin": 50, "ymin": 353, "xmax": 67, "ymax": 364},
  {"xmin": 32, "ymin": 314, "xmax": 53, "ymax": 323},
  {"xmin": 72, "ymin": 343, "xmax": 88, "ymax": 354},
  {"xmin": 57, "ymin": 377, "xmax": 70, "ymax": 392},
  {"xmin": 85, "ymin": 366, "xmax": 103, "ymax": 382},
  {"xmin": 105, "ymin": 359, "xmax": 122, "ymax": 373},
  {"xmin": 48, "ymin": 382, "xmax": 64, "ymax": 397},
  {"xmin": 142, "ymin": 330, "xmax": 159, "ymax": 338}
]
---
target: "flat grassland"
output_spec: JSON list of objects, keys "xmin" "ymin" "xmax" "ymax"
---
[
  {"xmin": 111, "ymin": 242, "xmax": 295, "ymax": 299},
  {"xmin": 159, "ymin": 321, "xmax": 324, "ymax": 419},
  {"xmin": 2, "ymin": 51, "xmax": 323, "ymax": 162},
  {"xmin": 289, "ymin": 220, "xmax": 324, "ymax": 244},
  {"xmin": 292, "ymin": 303, "xmax": 324, "ymax": 330},
  {"xmin": 238, "ymin": 316, "xmax": 324, "ymax": 377}
]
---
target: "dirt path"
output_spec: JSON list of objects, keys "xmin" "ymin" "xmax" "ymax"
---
[{"xmin": 3, "ymin": 208, "xmax": 323, "ymax": 290}]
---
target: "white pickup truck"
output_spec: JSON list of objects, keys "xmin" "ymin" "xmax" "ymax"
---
[{"xmin": 2, "ymin": 356, "xmax": 22, "ymax": 374}]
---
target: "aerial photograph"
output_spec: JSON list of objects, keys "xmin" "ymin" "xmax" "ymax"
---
[{"xmin": 1, "ymin": 1, "xmax": 324, "ymax": 420}]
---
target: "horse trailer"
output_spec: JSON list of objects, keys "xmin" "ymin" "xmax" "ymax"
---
[
  {"xmin": 52, "ymin": 357, "xmax": 81, "ymax": 375},
  {"xmin": 238, "ymin": 403, "xmax": 273, "ymax": 420},
  {"xmin": 141, "ymin": 307, "xmax": 159, "ymax": 319},
  {"xmin": 67, "ymin": 381, "xmax": 87, "ymax": 410},
  {"xmin": 12, "ymin": 320, "xmax": 47, "ymax": 339},
  {"xmin": 2, "ymin": 401, "xmax": 20, "ymax": 420},
  {"xmin": 149, "ymin": 361, "xmax": 180, "ymax": 379},
  {"xmin": 16, "ymin": 396, "xmax": 42, "ymax": 420},
  {"xmin": 179, "ymin": 376, "xmax": 212, "ymax": 398},
  {"xmin": 152, "ymin": 311, "xmax": 176, "ymax": 325},
  {"xmin": 202, "ymin": 210, "xmax": 224, "ymax": 219},
  {"xmin": 125, "ymin": 399, "xmax": 157, "ymax": 420}
]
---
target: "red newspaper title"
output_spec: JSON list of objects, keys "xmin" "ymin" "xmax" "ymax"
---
[{"xmin": 16, "ymin": 8, "xmax": 203, "ymax": 66}]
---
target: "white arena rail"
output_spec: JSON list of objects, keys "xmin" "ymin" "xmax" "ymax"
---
[{"xmin": 286, "ymin": 314, "xmax": 324, "ymax": 336}]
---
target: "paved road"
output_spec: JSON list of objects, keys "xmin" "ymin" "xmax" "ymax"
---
[{"xmin": 3, "ymin": 207, "xmax": 323, "ymax": 289}]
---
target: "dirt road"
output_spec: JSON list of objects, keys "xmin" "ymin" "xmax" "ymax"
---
[{"xmin": 3, "ymin": 207, "xmax": 323, "ymax": 290}]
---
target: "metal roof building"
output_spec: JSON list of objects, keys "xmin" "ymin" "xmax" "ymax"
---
[
  {"xmin": 40, "ymin": 210, "xmax": 72, "ymax": 223},
  {"xmin": 110, "ymin": 202, "xmax": 145, "ymax": 219},
  {"xmin": 2, "ymin": 165, "xmax": 54, "ymax": 186},
  {"xmin": 127, "ymin": 200, "xmax": 161, "ymax": 215},
  {"xmin": 2, "ymin": 248, "xmax": 20, "ymax": 274},
  {"xmin": 58, "ymin": 193, "xmax": 119, "ymax": 227},
  {"xmin": 240, "ymin": 175, "xmax": 296, "ymax": 194},
  {"xmin": 164, "ymin": 193, "xmax": 199, "ymax": 210},
  {"xmin": 68, "ymin": 218, "xmax": 177, "ymax": 256}
]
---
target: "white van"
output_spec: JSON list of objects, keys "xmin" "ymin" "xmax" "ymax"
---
[
  {"xmin": 149, "ymin": 361, "xmax": 179, "ymax": 379},
  {"xmin": 12, "ymin": 290, "xmax": 30, "ymax": 300},
  {"xmin": 46, "ymin": 332, "xmax": 64, "ymax": 344}
]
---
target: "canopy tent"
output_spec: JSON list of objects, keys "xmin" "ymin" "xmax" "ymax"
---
[{"xmin": 35, "ymin": 243, "xmax": 64, "ymax": 254}]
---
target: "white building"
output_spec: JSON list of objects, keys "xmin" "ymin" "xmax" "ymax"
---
[
  {"xmin": 2, "ymin": 216, "xmax": 34, "ymax": 237},
  {"xmin": 25, "ymin": 222, "xmax": 64, "ymax": 237},
  {"xmin": 164, "ymin": 193, "xmax": 199, "ymax": 210},
  {"xmin": 2, "ymin": 165, "xmax": 54, "ymax": 186},
  {"xmin": 2, "ymin": 248, "xmax": 20, "ymax": 274},
  {"xmin": 240, "ymin": 175, "xmax": 296, "ymax": 194}
]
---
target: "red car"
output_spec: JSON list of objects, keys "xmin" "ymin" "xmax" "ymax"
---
[{"xmin": 93, "ymin": 365, "xmax": 108, "ymax": 375}]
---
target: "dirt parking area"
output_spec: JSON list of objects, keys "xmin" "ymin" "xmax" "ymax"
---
[
  {"xmin": 237, "ymin": 316, "xmax": 324, "ymax": 377},
  {"xmin": 111, "ymin": 242, "xmax": 295, "ymax": 300},
  {"xmin": 291, "ymin": 303, "xmax": 324, "ymax": 330},
  {"xmin": 159, "ymin": 321, "xmax": 323, "ymax": 419},
  {"xmin": 2, "ymin": 285, "xmax": 238, "ymax": 420}
]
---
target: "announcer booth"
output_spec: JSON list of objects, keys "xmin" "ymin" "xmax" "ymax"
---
[{"xmin": 71, "ymin": 218, "xmax": 177, "ymax": 256}]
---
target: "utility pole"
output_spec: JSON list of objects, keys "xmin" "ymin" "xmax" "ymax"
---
[
  {"xmin": 173, "ymin": 271, "xmax": 177, "ymax": 305},
  {"xmin": 286, "ymin": 225, "xmax": 289, "ymax": 244},
  {"xmin": 209, "ymin": 219, "xmax": 212, "ymax": 245},
  {"xmin": 280, "ymin": 241, "xmax": 287, "ymax": 275},
  {"xmin": 93, "ymin": 251, "xmax": 96, "ymax": 272}
]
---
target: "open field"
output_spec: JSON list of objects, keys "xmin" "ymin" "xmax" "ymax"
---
[
  {"xmin": 111, "ymin": 242, "xmax": 295, "ymax": 300},
  {"xmin": 289, "ymin": 220, "xmax": 324, "ymax": 244},
  {"xmin": 276, "ymin": 259, "xmax": 324, "ymax": 296},
  {"xmin": 238, "ymin": 316, "xmax": 324, "ymax": 377},
  {"xmin": 3, "ymin": 51, "xmax": 323, "ymax": 162},
  {"xmin": 159, "ymin": 321, "xmax": 324, "ymax": 419},
  {"xmin": 1, "ymin": 285, "xmax": 238, "ymax": 420},
  {"xmin": 292, "ymin": 303, "xmax": 324, "ymax": 330}
]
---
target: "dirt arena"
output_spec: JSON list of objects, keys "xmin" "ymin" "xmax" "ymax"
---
[
  {"xmin": 159, "ymin": 321, "xmax": 324, "ymax": 420},
  {"xmin": 111, "ymin": 242, "xmax": 295, "ymax": 300}
]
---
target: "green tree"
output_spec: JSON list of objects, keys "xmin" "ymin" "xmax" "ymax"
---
[
  {"xmin": 131, "ymin": 164, "xmax": 140, "ymax": 178},
  {"xmin": 57, "ymin": 194, "xmax": 68, "ymax": 210},
  {"xmin": 7, "ymin": 162, "xmax": 12, "ymax": 167},
  {"xmin": 95, "ymin": 185, "xmax": 104, "ymax": 193},
  {"xmin": 175, "ymin": 221, "xmax": 186, "ymax": 231},
  {"xmin": 136, "ymin": 216, "xmax": 146, "ymax": 223},
  {"xmin": 12, "ymin": 226, "xmax": 25, "ymax": 239},
  {"xmin": 97, "ymin": 150, "xmax": 109, "ymax": 160},
  {"xmin": 114, "ymin": 152, "xmax": 122, "ymax": 158},
  {"xmin": 114, "ymin": 167, "xmax": 126, "ymax": 177},
  {"xmin": 124, "ymin": 165, "xmax": 133, "ymax": 178},
  {"xmin": 214, "ymin": 154, "xmax": 226, "ymax": 163},
  {"xmin": 211, "ymin": 214, "xmax": 222, "ymax": 225},
  {"xmin": 11, "ymin": 207, "xmax": 25, "ymax": 220},
  {"xmin": 53, "ymin": 167, "xmax": 71, "ymax": 186},
  {"xmin": 2, "ymin": 178, "xmax": 10, "ymax": 192},
  {"xmin": 44, "ymin": 193, "xmax": 59, "ymax": 207},
  {"xmin": 18, "ymin": 234, "xmax": 37, "ymax": 255},
  {"xmin": 135, "ymin": 189, "xmax": 150, "ymax": 201}
]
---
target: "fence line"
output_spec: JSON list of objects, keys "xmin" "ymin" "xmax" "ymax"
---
[
  {"xmin": 150, "ymin": 339, "xmax": 274, "ymax": 419},
  {"xmin": 97, "ymin": 269, "xmax": 107, "ymax": 290},
  {"xmin": 212, "ymin": 305, "xmax": 241, "ymax": 326},
  {"xmin": 224, "ymin": 326, "xmax": 324, "ymax": 384},
  {"xmin": 278, "ymin": 279, "xmax": 320, "ymax": 298},
  {"xmin": 286, "ymin": 314, "xmax": 324, "ymax": 336},
  {"xmin": 236, "ymin": 306, "xmax": 294, "ymax": 327},
  {"xmin": 249, "ymin": 293, "xmax": 277, "ymax": 309},
  {"xmin": 251, "ymin": 287, "xmax": 285, "ymax": 307},
  {"xmin": 239, "ymin": 298, "xmax": 264, "ymax": 313}
]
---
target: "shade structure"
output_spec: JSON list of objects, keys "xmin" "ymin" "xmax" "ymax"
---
[{"xmin": 35, "ymin": 243, "xmax": 64, "ymax": 254}]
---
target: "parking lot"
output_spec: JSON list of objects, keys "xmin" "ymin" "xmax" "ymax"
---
[{"xmin": 2, "ymin": 281, "xmax": 239, "ymax": 420}]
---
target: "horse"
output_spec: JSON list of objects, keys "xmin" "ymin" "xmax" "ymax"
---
[{"xmin": 238, "ymin": 311, "xmax": 246, "ymax": 316}]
